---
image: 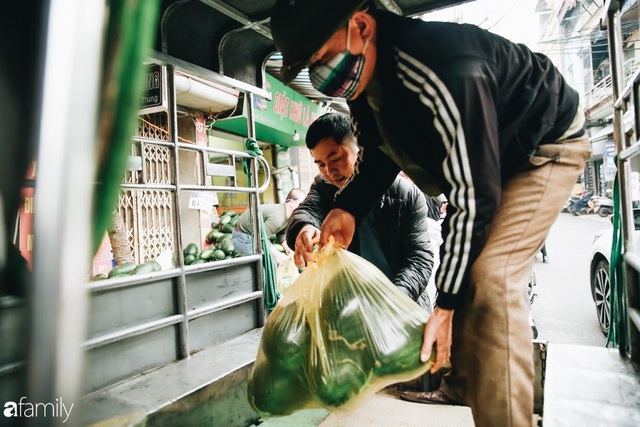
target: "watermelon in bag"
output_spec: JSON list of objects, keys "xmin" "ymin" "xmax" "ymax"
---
[{"xmin": 248, "ymin": 238, "xmax": 436, "ymax": 415}]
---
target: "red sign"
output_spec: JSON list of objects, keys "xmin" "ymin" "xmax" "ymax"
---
[
  {"xmin": 93, "ymin": 233, "xmax": 114, "ymax": 276},
  {"xmin": 18, "ymin": 187, "xmax": 35, "ymax": 268}
]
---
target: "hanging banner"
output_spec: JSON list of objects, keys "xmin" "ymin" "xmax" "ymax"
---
[
  {"xmin": 631, "ymin": 172, "xmax": 640, "ymax": 201},
  {"xmin": 603, "ymin": 140, "xmax": 617, "ymax": 182}
]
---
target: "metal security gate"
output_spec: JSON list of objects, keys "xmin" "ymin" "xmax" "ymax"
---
[{"xmin": 81, "ymin": 59, "xmax": 273, "ymax": 393}]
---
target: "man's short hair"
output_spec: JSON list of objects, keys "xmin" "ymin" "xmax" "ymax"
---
[{"xmin": 305, "ymin": 112, "xmax": 356, "ymax": 150}]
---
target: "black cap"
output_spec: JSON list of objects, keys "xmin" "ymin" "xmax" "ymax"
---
[{"xmin": 270, "ymin": 0, "xmax": 369, "ymax": 84}]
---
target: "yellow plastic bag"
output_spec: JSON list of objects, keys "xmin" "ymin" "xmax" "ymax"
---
[
  {"xmin": 248, "ymin": 239, "xmax": 435, "ymax": 416},
  {"xmin": 276, "ymin": 257, "xmax": 300, "ymax": 294}
]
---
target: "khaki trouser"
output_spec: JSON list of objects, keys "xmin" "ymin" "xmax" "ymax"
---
[{"xmin": 444, "ymin": 134, "xmax": 591, "ymax": 426}]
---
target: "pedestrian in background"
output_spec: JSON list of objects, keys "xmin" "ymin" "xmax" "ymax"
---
[{"xmin": 232, "ymin": 189, "xmax": 305, "ymax": 264}]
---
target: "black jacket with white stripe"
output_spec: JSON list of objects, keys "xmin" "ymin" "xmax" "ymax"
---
[{"xmin": 334, "ymin": 10, "xmax": 581, "ymax": 309}]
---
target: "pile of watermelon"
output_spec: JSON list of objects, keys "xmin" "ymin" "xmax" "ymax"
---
[
  {"xmin": 183, "ymin": 209, "xmax": 240, "ymax": 265},
  {"xmin": 91, "ymin": 259, "xmax": 162, "ymax": 281}
]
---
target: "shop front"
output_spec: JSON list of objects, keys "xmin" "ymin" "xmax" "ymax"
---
[{"xmin": 213, "ymin": 73, "xmax": 325, "ymax": 201}]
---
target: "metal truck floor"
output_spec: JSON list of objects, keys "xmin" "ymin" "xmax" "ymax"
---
[{"xmin": 258, "ymin": 388, "xmax": 475, "ymax": 427}]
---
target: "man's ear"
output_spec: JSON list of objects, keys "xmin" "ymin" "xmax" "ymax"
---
[{"xmin": 351, "ymin": 11, "xmax": 376, "ymax": 43}]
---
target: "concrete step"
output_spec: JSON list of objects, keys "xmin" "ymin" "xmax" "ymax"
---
[{"xmin": 543, "ymin": 342, "xmax": 640, "ymax": 426}]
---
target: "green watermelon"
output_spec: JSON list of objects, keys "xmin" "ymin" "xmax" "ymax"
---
[
  {"xmin": 108, "ymin": 262, "xmax": 137, "ymax": 278},
  {"xmin": 183, "ymin": 243, "xmax": 198, "ymax": 257}
]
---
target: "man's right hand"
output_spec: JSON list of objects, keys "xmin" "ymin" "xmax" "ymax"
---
[
  {"xmin": 319, "ymin": 208, "xmax": 356, "ymax": 249},
  {"xmin": 293, "ymin": 225, "xmax": 320, "ymax": 268}
]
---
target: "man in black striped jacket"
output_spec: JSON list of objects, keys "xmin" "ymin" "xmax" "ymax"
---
[{"xmin": 271, "ymin": 1, "xmax": 591, "ymax": 425}]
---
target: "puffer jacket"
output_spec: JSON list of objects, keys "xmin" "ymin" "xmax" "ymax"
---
[{"xmin": 286, "ymin": 174, "xmax": 435, "ymax": 310}]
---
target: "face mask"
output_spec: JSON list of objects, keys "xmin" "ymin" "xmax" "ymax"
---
[{"xmin": 309, "ymin": 25, "xmax": 368, "ymax": 100}]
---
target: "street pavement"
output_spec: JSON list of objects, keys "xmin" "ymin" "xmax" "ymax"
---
[{"xmin": 530, "ymin": 212, "xmax": 611, "ymax": 347}]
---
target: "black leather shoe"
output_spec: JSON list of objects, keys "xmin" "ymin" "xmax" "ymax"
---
[{"xmin": 399, "ymin": 389, "xmax": 465, "ymax": 406}]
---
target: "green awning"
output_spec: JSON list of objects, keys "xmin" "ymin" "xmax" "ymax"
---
[{"xmin": 213, "ymin": 74, "xmax": 325, "ymax": 147}]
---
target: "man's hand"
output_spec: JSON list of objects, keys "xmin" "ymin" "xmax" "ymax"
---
[
  {"xmin": 319, "ymin": 209, "xmax": 356, "ymax": 248},
  {"xmin": 421, "ymin": 306, "xmax": 454, "ymax": 373},
  {"xmin": 270, "ymin": 245, "xmax": 289, "ymax": 265},
  {"xmin": 293, "ymin": 225, "xmax": 320, "ymax": 268}
]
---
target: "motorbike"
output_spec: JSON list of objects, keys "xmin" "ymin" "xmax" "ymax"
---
[
  {"xmin": 570, "ymin": 191, "xmax": 594, "ymax": 215},
  {"xmin": 561, "ymin": 196, "xmax": 578, "ymax": 213},
  {"xmin": 590, "ymin": 195, "xmax": 614, "ymax": 217},
  {"xmin": 567, "ymin": 192, "xmax": 614, "ymax": 217}
]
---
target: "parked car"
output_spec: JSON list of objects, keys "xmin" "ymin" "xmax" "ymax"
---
[{"xmin": 589, "ymin": 209, "xmax": 640, "ymax": 335}]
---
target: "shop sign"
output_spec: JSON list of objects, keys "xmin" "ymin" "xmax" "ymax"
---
[
  {"xmin": 139, "ymin": 64, "xmax": 168, "ymax": 114},
  {"xmin": 214, "ymin": 74, "xmax": 326, "ymax": 147},
  {"xmin": 188, "ymin": 191, "xmax": 219, "ymax": 213},
  {"xmin": 256, "ymin": 75, "xmax": 323, "ymax": 137},
  {"xmin": 19, "ymin": 187, "xmax": 35, "ymax": 268},
  {"xmin": 17, "ymin": 161, "xmax": 37, "ymax": 268}
]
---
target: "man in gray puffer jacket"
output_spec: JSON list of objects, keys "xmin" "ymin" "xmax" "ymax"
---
[{"xmin": 286, "ymin": 112, "xmax": 439, "ymax": 312}]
